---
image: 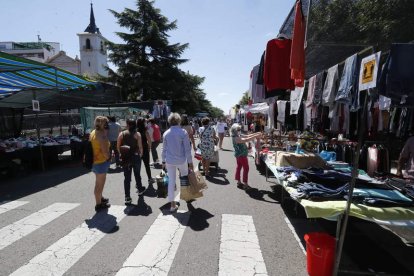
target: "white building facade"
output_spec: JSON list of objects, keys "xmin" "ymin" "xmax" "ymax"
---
[
  {"xmin": 0, "ymin": 41, "xmax": 60, "ymax": 63},
  {"xmin": 77, "ymin": 3, "xmax": 108, "ymax": 78},
  {"xmin": 0, "ymin": 4, "xmax": 108, "ymax": 77}
]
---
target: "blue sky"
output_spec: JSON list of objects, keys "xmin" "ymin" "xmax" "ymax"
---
[{"xmin": 1, "ymin": 0, "xmax": 294, "ymax": 113}]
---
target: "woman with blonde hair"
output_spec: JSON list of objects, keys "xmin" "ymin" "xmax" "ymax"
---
[
  {"xmin": 162, "ymin": 113, "xmax": 193, "ymax": 212},
  {"xmin": 90, "ymin": 116, "xmax": 111, "ymax": 212}
]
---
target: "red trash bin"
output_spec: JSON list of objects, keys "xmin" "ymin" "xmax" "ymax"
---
[{"xmin": 304, "ymin": 232, "xmax": 336, "ymax": 276}]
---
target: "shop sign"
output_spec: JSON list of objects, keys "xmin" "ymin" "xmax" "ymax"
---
[{"xmin": 359, "ymin": 51, "xmax": 381, "ymax": 91}]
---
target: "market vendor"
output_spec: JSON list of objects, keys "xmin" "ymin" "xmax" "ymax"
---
[{"xmin": 397, "ymin": 136, "xmax": 414, "ymax": 178}]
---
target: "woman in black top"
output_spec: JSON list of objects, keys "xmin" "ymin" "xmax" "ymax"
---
[{"xmin": 137, "ymin": 117, "xmax": 154, "ymax": 184}]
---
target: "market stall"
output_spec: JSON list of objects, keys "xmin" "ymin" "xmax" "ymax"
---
[{"xmin": 0, "ymin": 51, "xmax": 119, "ymax": 174}]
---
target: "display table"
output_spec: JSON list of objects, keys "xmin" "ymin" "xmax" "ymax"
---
[{"xmin": 263, "ymin": 155, "xmax": 414, "ymax": 226}]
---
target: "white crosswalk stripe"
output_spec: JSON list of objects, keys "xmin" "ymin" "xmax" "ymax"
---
[
  {"xmin": 1, "ymin": 201, "xmax": 270, "ymax": 276},
  {"xmin": 0, "ymin": 202, "xmax": 79, "ymax": 251},
  {"xmin": 116, "ymin": 210, "xmax": 190, "ymax": 276},
  {"xmin": 10, "ymin": 205, "xmax": 127, "ymax": 276},
  {"xmin": 219, "ymin": 214, "xmax": 268, "ymax": 276},
  {"xmin": 0, "ymin": 200, "xmax": 29, "ymax": 215}
]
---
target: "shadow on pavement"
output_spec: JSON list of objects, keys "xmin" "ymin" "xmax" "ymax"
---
[
  {"xmin": 186, "ymin": 203, "xmax": 214, "ymax": 231},
  {"xmin": 85, "ymin": 210, "xmax": 120, "ymax": 234},
  {"xmin": 143, "ymin": 183, "xmax": 158, "ymax": 198},
  {"xmin": 215, "ymin": 168, "xmax": 229, "ymax": 174},
  {"xmin": 159, "ymin": 201, "xmax": 180, "ymax": 212},
  {"xmin": 0, "ymin": 164, "xmax": 89, "ymax": 202},
  {"xmin": 124, "ymin": 195, "xmax": 152, "ymax": 216},
  {"xmin": 244, "ymin": 187, "xmax": 280, "ymax": 204},
  {"xmin": 206, "ymin": 174, "xmax": 230, "ymax": 185}
]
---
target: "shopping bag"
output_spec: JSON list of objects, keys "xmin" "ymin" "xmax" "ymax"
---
[
  {"xmin": 188, "ymin": 170, "xmax": 208, "ymax": 194},
  {"xmin": 180, "ymin": 186, "xmax": 203, "ymax": 201},
  {"xmin": 155, "ymin": 170, "xmax": 168, "ymax": 198}
]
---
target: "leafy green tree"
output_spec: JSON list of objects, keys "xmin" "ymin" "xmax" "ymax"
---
[
  {"xmin": 104, "ymin": 0, "xmax": 220, "ymax": 115},
  {"xmin": 238, "ymin": 90, "xmax": 250, "ymax": 106},
  {"xmin": 309, "ymin": 0, "xmax": 414, "ymax": 51}
]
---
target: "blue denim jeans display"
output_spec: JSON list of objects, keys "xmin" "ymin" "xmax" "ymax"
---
[
  {"xmin": 123, "ymin": 155, "xmax": 142, "ymax": 198},
  {"xmin": 336, "ymin": 54, "xmax": 358, "ymax": 105},
  {"xmin": 295, "ymin": 182, "xmax": 349, "ymax": 200}
]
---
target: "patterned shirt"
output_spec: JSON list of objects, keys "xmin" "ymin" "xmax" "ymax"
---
[{"xmin": 232, "ymin": 137, "xmax": 248, "ymax": 157}]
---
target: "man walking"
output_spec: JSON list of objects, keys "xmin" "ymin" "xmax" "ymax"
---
[{"xmin": 108, "ymin": 116, "xmax": 121, "ymax": 167}]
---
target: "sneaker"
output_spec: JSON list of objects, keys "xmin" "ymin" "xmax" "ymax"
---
[
  {"xmin": 148, "ymin": 178, "xmax": 155, "ymax": 184},
  {"xmin": 137, "ymin": 187, "xmax": 146, "ymax": 195},
  {"xmin": 101, "ymin": 197, "xmax": 109, "ymax": 203},
  {"xmin": 125, "ymin": 197, "xmax": 132, "ymax": 205},
  {"xmin": 95, "ymin": 202, "xmax": 111, "ymax": 212},
  {"xmin": 242, "ymin": 184, "xmax": 252, "ymax": 190}
]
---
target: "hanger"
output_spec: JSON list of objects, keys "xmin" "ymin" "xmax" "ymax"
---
[{"xmin": 277, "ymin": 33, "xmax": 288, "ymax": 40}]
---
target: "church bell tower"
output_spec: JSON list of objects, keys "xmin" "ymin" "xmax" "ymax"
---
[{"xmin": 77, "ymin": 3, "xmax": 108, "ymax": 77}]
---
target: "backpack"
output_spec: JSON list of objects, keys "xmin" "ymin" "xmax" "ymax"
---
[{"xmin": 83, "ymin": 141, "xmax": 94, "ymax": 170}]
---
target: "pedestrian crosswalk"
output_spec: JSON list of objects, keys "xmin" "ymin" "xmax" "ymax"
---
[{"xmin": 0, "ymin": 200, "xmax": 270, "ymax": 276}]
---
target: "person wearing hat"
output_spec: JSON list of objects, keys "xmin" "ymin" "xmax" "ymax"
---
[{"xmin": 230, "ymin": 123, "xmax": 262, "ymax": 190}]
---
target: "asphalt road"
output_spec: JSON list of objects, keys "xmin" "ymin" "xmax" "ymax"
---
[{"xmin": 0, "ymin": 136, "xmax": 413, "ymax": 275}]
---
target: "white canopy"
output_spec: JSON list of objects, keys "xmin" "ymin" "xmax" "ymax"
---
[{"xmin": 243, "ymin": 102, "xmax": 269, "ymax": 114}]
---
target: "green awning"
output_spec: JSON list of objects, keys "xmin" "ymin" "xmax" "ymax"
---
[{"xmin": 0, "ymin": 51, "xmax": 97, "ymax": 97}]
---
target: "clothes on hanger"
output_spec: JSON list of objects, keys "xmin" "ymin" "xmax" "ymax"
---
[
  {"xmin": 257, "ymin": 51, "xmax": 265, "ymax": 85},
  {"xmin": 290, "ymin": 0, "xmax": 306, "ymax": 87},
  {"xmin": 290, "ymin": 86, "xmax": 305, "ymax": 115},
  {"xmin": 313, "ymin": 72, "xmax": 325, "ymax": 105},
  {"xmin": 322, "ymin": 64, "xmax": 339, "ymax": 106},
  {"xmin": 264, "ymin": 38, "xmax": 295, "ymax": 91},
  {"xmin": 250, "ymin": 64, "xmax": 265, "ymax": 103},
  {"xmin": 336, "ymin": 54, "xmax": 358, "ymax": 105},
  {"xmin": 378, "ymin": 43, "xmax": 414, "ymax": 105}
]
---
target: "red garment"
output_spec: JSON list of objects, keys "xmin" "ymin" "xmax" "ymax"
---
[
  {"xmin": 264, "ymin": 39, "xmax": 295, "ymax": 91},
  {"xmin": 152, "ymin": 124, "xmax": 161, "ymax": 141},
  {"xmin": 290, "ymin": 0, "xmax": 306, "ymax": 87}
]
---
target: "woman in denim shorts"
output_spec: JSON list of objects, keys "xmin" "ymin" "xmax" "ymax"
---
[{"xmin": 90, "ymin": 116, "xmax": 111, "ymax": 212}]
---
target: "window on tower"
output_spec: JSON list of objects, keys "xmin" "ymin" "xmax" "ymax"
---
[{"xmin": 86, "ymin": 39, "xmax": 91, "ymax": 50}]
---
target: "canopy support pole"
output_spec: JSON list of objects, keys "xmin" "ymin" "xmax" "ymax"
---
[
  {"xmin": 33, "ymin": 90, "xmax": 45, "ymax": 171},
  {"xmin": 54, "ymin": 69, "xmax": 62, "ymax": 135},
  {"xmin": 333, "ymin": 89, "xmax": 369, "ymax": 275}
]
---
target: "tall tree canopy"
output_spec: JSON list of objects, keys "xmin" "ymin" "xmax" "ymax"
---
[
  {"xmin": 238, "ymin": 91, "xmax": 250, "ymax": 106},
  {"xmin": 309, "ymin": 0, "xmax": 414, "ymax": 51},
  {"xmin": 105, "ymin": 0, "xmax": 223, "ymax": 116}
]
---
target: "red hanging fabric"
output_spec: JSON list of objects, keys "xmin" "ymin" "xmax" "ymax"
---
[
  {"xmin": 290, "ymin": 0, "xmax": 306, "ymax": 87},
  {"xmin": 264, "ymin": 39, "xmax": 295, "ymax": 91}
]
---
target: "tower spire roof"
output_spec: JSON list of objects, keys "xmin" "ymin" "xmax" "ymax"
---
[{"xmin": 84, "ymin": 3, "xmax": 100, "ymax": 34}]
